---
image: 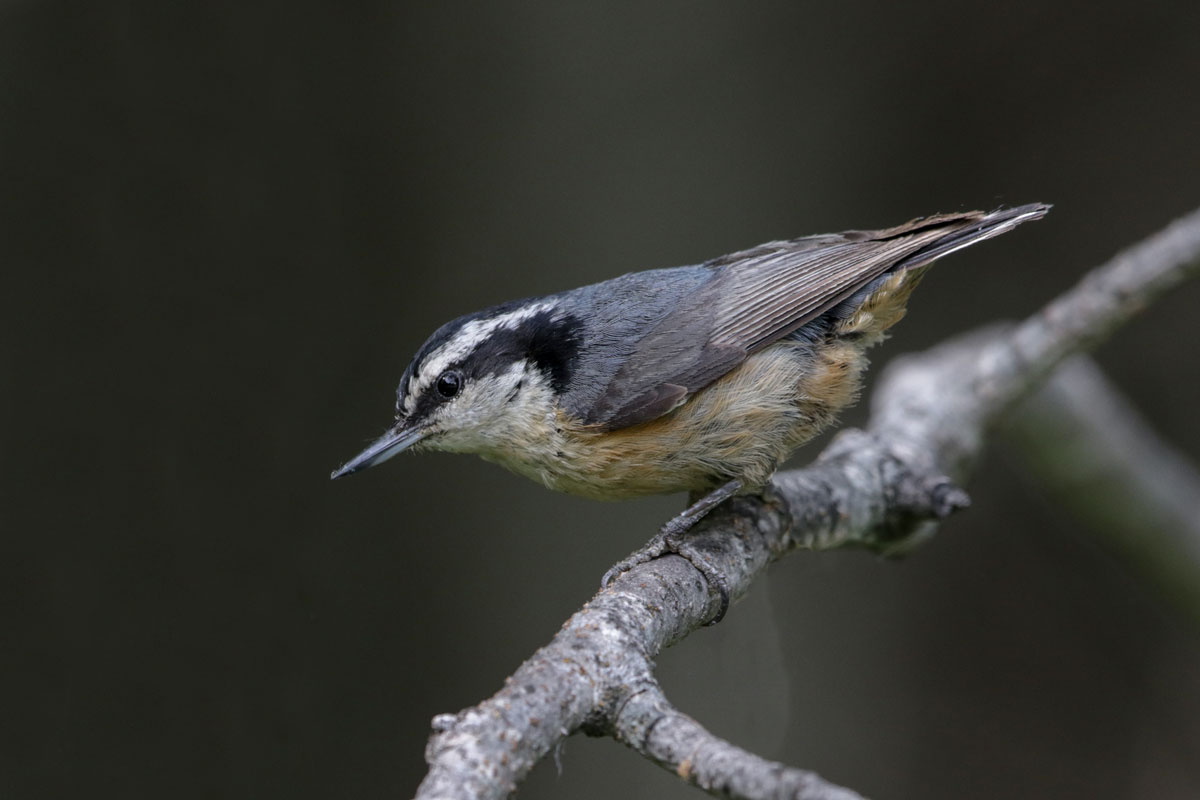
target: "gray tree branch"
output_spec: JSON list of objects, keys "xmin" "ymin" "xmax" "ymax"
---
[{"xmin": 414, "ymin": 207, "xmax": 1200, "ymax": 800}]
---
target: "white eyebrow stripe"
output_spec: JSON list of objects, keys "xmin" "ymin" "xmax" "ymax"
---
[{"xmin": 402, "ymin": 302, "xmax": 555, "ymax": 412}]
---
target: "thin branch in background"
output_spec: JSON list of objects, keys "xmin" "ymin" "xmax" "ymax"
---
[
  {"xmin": 1005, "ymin": 354, "xmax": 1200, "ymax": 623},
  {"xmin": 414, "ymin": 207, "xmax": 1200, "ymax": 800},
  {"xmin": 867, "ymin": 207, "xmax": 1200, "ymax": 484}
]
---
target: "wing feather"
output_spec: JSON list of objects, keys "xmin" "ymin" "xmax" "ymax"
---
[{"xmin": 582, "ymin": 204, "xmax": 1049, "ymax": 430}]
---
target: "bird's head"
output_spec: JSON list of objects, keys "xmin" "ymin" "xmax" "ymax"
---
[{"xmin": 331, "ymin": 299, "xmax": 582, "ymax": 479}]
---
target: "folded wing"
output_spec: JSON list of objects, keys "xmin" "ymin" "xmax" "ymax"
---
[{"xmin": 582, "ymin": 204, "xmax": 1048, "ymax": 430}]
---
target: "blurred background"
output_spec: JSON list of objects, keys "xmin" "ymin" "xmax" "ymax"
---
[{"xmin": 3, "ymin": 2, "xmax": 1199, "ymax": 798}]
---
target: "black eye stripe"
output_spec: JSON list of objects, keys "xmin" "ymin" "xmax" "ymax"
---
[
  {"xmin": 461, "ymin": 310, "xmax": 582, "ymax": 394},
  {"xmin": 396, "ymin": 306, "xmax": 581, "ymax": 423}
]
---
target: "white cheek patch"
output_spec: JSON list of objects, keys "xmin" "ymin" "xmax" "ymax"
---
[
  {"xmin": 424, "ymin": 363, "xmax": 551, "ymax": 454},
  {"xmin": 401, "ymin": 302, "xmax": 553, "ymax": 414}
]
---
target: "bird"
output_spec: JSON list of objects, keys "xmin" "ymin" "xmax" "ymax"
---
[{"xmin": 332, "ymin": 203, "xmax": 1049, "ymax": 618}]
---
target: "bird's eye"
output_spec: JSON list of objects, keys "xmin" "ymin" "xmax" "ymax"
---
[{"xmin": 435, "ymin": 370, "xmax": 462, "ymax": 399}]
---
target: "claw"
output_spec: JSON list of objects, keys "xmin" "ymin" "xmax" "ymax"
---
[
  {"xmin": 600, "ymin": 532, "xmax": 668, "ymax": 589},
  {"xmin": 599, "ymin": 478, "xmax": 743, "ymax": 623}
]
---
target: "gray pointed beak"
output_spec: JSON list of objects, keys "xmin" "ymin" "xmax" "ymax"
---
[{"xmin": 330, "ymin": 423, "xmax": 427, "ymax": 480}]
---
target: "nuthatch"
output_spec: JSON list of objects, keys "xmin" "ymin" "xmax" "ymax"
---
[{"xmin": 333, "ymin": 204, "xmax": 1048, "ymax": 617}]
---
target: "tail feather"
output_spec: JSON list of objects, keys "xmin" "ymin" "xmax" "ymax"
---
[
  {"xmin": 826, "ymin": 203, "xmax": 1050, "ymax": 343},
  {"xmin": 893, "ymin": 202, "xmax": 1050, "ymax": 272}
]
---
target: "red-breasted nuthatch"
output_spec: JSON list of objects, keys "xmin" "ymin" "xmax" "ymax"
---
[{"xmin": 332, "ymin": 204, "xmax": 1048, "ymax": 616}]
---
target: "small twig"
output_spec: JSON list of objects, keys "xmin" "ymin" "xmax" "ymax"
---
[
  {"xmin": 414, "ymin": 207, "xmax": 1200, "ymax": 800},
  {"xmin": 613, "ymin": 682, "xmax": 865, "ymax": 800}
]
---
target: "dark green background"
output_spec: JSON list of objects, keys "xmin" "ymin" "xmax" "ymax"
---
[{"xmin": 4, "ymin": 2, "xmax": 1199, "ymax": 798}]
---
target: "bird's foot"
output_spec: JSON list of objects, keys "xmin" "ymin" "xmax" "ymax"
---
[{"xmin": 600, "ymin": 479, "xmax": 743, "ymax": 624}]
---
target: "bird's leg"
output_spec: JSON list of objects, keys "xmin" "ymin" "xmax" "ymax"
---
[{"xmin": 600, "ymin": 478, "xmax": 743, "ymax": 623}]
